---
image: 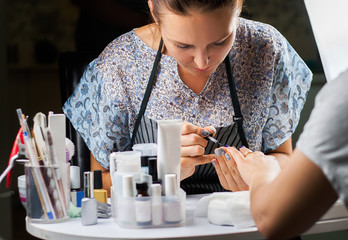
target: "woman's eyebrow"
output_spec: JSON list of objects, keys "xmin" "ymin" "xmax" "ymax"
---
[{"xmin": 168, "ymin": 32, "xmax": 232, "ymax": 46}]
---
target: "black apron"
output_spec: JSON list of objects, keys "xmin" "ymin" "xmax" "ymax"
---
[{"xmin": 128, "ymin": 39, "xmax": 248, "ymax": 194}]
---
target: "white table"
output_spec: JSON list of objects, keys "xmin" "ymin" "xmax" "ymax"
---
[{"xmin": 26, "ymin": 194, "xmax": 348, "ymax": 240}]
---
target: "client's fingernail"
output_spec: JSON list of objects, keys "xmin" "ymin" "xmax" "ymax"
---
[
  {"xmin": 225, "ymin": 153, "xmax": 232, "ymax": 161},
  {"xmin": 215, "ymin": 148, "xmax": 223, "ymax": 157},
  {"xmin": 211, "ymin": 160, "xmax": 217, "ymax": 166},
  {"xmin": 240, "ymin": 145, "xmax": 246, "ymax": 149},
  {"xmin": 201, "ymin": 130, "xmax": 211, "ymax": 137},
  {"xmin": 224, "ymin": 145, "xmax": 230, "ymax": 148}
]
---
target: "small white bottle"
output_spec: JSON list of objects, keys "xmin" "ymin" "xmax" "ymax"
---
[
  {"xmin": 163, "ymin": 174, "xmax": 182, "ymax": 224},
  {"xmin": 135, "ymin": 182, "xmax": 152, "ymax": 226},
  {"xmin": 117, "ymin": 175, "xmax": 135, "ymax": 225},
  {"xmin": 81, "ymin": 172, "xmax": 98, "ymax": 226},
  {"xmin": 151, "ymin": 184, "xmax": 163, "ymax": 226}
]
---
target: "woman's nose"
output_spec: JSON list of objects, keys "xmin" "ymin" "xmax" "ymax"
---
[{"xmin": 194, "ymin": 50, "xmax": 209, "ymax": 69}]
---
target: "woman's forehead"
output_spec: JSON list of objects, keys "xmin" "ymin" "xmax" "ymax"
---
[{"xmin": 160, "ymin": 7, "xmax": 238, "ymax": 44}]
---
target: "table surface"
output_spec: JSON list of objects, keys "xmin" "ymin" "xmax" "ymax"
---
[{"xmin": 26, "ymin": 194, "xmax": 348, "ymax": 240}]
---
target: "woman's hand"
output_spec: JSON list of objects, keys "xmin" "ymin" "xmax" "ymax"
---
[
  {"xmin": 212, "ymin": 147, "xmax": 249, "ymax": 191},
  {"xmin": 180, "ymin": 122, "xmax": 216, "ymax": 180}
]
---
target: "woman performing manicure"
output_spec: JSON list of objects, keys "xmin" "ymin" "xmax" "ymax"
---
[{"xmin": 63, "ymin": 0, "xmax": 312, "ymax": 195}]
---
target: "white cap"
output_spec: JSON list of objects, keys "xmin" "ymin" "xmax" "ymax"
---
[
  {"xmin": 132, "ymin": 143, "xmax": 157, "ymax": 156},
  {"xmin": 70, "ymin": 166, "xmax": 80, "ymax": 189},
  {"xmin": 151, "ymin": 184, "xmax": 161, "ymax": 197},
  {"xmin": 116, "ymin": 151, "xmax": 141, "ymax": 173},
  {"xmin": 122, "ymin": 175, "xmax": 134, "ymax": 197},
  {"xmin": 165, "ymin": 174, "xmax": 177, "ymax": 196}
]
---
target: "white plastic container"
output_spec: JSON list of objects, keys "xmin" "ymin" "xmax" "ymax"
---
[
  {"xmin": 18, "ymin": 175, "xmax": 27, "ymax": 210},
  {"xmin": 112, "ymin": 187, "xmax": 186, "ymax": 228},
  {"xmin": 112, "ymin": 151, "xmax": 142, "ymax": 197},
  {"xmin": 112, "ymin": 174, "xmax": 186, "ymax": 228}
]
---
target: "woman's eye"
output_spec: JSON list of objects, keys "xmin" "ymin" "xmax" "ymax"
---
[
  {"xmin": 176, "ymin": 45, "xmax": 190, "ymax": 50},
  {"xmin": 214, "ymin": 40, "xmax": 226, "ymax": 46}
]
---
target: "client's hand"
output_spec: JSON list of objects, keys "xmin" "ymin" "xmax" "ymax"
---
[
  {"xmin": 180, "ymin": 122, "xmax": 216, "ymax": 180},
  {"xmin": 231, "ymin": 146, "xmax": 281, "ymax": 186},
  {"xmin": 212, "ymin": 147, "xmax": 249, "ymax": 191}
]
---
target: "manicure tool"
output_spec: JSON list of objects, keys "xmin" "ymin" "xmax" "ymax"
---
[{"xmin": 0, "ymin": 128, "xmax": 28, "ymax": 187}]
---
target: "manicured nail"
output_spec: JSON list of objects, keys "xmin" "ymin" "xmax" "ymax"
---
[
  {"xmin": 215, "ymin": 148, "xmax": 223, "ymax": 157},
  {"xmin": 211, "ymin": 160, "xmax": 217, "ymax": 166},
  {"xmin": 201, "ymin": 130, "xmax": 211, "ymax": 137},
  {"xmin": 224, "ymin": 145, "xmax": 230, "ymax": 148},
  {"xmin": 240, "ymin": 145, "xmax": 246, "ymax": 149},
  {"xmin": 225, "ymin": 153, "xmax": 232, "ymax": 161},
  {"xmin": 209, "ymin": 126, "xmax": 216, "ymax": 134}
]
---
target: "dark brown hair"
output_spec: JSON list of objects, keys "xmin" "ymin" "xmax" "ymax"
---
[{"xmin": 151, "ymin": 0, "xmax": 244, "ymax": 20}]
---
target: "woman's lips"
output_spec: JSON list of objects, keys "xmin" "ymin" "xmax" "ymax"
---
[{"xmin": 194, "ymin": 66, "xmax": 211, "ymax": 72}]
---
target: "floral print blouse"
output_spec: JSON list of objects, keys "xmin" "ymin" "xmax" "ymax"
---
[{"xmin": 63, "ymin": 18, "xmax": 312, "ymax": 169}]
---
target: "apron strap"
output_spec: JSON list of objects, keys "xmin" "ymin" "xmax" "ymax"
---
[
  {"xmin": 224, "ymin": 55, "xmax": 249, "ymax": 148},
  {"xmin": 130, "ymin": 43, "xmax": 248, "ymax": 149},
  {"xmin": 130, "ymin": 38, "xmax": 163, "ymax": 148}
]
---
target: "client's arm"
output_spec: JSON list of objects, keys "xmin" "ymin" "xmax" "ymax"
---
[{"xmin": 232, "ymin": 147, "xmax": 338, "ymax": 239}]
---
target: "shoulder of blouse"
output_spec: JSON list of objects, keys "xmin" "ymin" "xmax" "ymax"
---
[
  {"xmin": 93, "ymin": 30, "xmax": 149, "ymax": 70},
  {"xmin": 236, "ymin": 17, "xmax": 286, "ymax": 54}
]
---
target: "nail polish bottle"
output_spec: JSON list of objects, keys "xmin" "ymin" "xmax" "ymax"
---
[
  {"xmin": 151, "ymin": 184, "xmax": 163, "ymax": 226},
  {"xmin": 148, "ymin": 156, "xmax": 161, "ymax": 184},
  {"xmin": 93, "ymin": 170, "xmax": 107, "ymax": 203},
  {"xmin": 70, "ymin": 166, "xmax": 84, "ymax": 207},
  {"xmin": 117, "ymin": 175, "xmax": 135, "ymax": 224},
  {"xmin": 132, "ymin": 143, "xmax": 157, "ymax": 174},
  {"xmin": 140, "ymin": 174, "xmax": 152, "ymax": 194},
  {"xmin": 163, "ymin": 174, "xmax": 182, "ymax": 224},
  {"xmin": 135, "ymin": 182, "xmax": 152, "ymax": 226},
  {"xmin": 81, "ymin": 171, "xmax": 97, "ymax": 225}
]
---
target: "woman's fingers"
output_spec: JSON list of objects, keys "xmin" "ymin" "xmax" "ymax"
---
[
  {"xmin": 180, "ymin": 154, "xmax": 215, "ymax": 180},
  {"xmin": 182, "ymin": 122, "xmax": 203, "ymax": 135},
  {"xmin": 201, "ymin": 126, "xmax": 217, "ymax": 137},
  {"xmin": 181, "ymin": 122, "xmax": 218, "ymax": 157},
  {"xmin": 182, "ymin": 122, "xmax": 216, "ymax": 138},
  {"xmin": 181, "ymin": 144, "xmax": 206, "ymax": 157},
  {"xmin": 181, "ymin": 133, "xmax": 208, "ymax": 148}
]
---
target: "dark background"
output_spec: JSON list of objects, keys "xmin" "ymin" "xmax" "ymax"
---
[{"xmin": 0, "ymin": 0, "xmax": 346, "ymax": 239}]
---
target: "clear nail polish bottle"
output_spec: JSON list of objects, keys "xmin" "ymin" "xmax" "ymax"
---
[
  {"xmin": 81, "ymin": 172, "xmax": 97, "ymax": 226},
  {"xmin": 135, "ymin": 182, "xmax": 152, "ymax": 226},
  {"xmin": 163, "ymin": 174, "xmax": 182, "ymax": 224}
]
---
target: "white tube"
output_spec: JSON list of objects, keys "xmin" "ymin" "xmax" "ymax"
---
[{"xmin": 157, "ymin": 120, "xmax": 182, "ymax": 190}]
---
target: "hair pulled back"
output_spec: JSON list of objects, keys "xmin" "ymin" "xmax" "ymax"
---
[{"xmin": 151, "ymin": 0, "xmax": 244, "ymax": 20}]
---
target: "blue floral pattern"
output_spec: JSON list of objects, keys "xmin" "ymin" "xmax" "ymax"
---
[{"xmin": 63, "ymin": 18, "xmax": 312, "ymax": 169}]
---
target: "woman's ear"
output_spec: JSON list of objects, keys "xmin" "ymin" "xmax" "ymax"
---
[{"xmin": 148, "ymin": 0, "xmax": 159, "ymax": 23}]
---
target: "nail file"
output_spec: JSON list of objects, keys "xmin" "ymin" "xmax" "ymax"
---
[
  {"xmin": 32, "ymin": 113, "xmax": 48, "ymax": 163},
  {"xmin": 47, "ymin": 112, "xmax": 67, "ymax": 206}
]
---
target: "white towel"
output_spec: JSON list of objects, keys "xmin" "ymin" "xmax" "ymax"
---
[{"xmin": 194, "ymin": 191, "xmax": 255, "ymax": 229}]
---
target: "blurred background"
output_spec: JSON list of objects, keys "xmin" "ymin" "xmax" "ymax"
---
[{"xmin": 0, "ymin": 0, "xmax": 346, "ymax": 239}]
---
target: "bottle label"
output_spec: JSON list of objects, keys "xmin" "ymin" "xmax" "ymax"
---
[{"xmin": 135, "ymin": 200, "xmax": 151, "ymax": 223}]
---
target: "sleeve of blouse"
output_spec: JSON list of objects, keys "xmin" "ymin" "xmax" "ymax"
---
[
  {"xmin": 262, "ymin": 37, "xmax": 313, "ymax": 153},
  {"xmin": 62, "ymin": 59, "xmax": 131, "ymax": 169}
]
